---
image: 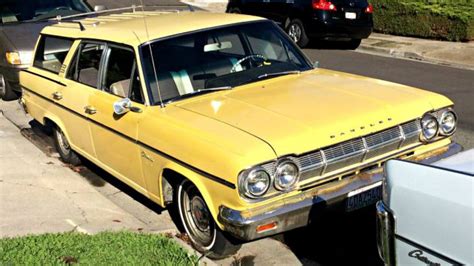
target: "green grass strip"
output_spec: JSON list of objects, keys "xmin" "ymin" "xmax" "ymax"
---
[{"xmin": 0, "ymin": 231, "xmax": 198, "ymax": 265}]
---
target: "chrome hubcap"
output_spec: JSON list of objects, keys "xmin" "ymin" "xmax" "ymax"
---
[
  {"xmin": 57, "ymin": 129, "xmax": 71, "ymax": 155},
  {"xmin": 0, "ymin": 75, "xmax": 6, "ymax": 97},
  {"xmin": 288, "ymin": 24, "xmax": 302, "ymax": 42},
  {"xmin": 190, "ymin": 197, "xmax": 210, "ymax": 231},
  {"xmin": 182, "ymin": 189, "xmax": 213, "ymax": 246}
]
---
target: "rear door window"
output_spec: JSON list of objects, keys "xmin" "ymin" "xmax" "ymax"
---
[
  {"xmin": 67, "ymin": 42, "xmax": 106, "ymax": 88},
  {"xmin": 33, "ymin": 35, "xmax": 74, "ymax": 74}
]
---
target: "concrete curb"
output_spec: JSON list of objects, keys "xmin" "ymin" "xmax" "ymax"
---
[
  {"xmin": 150, "ymin": 229, "xmax": 218, "ymax": 266},
  {"xmin": 358, "ymin": 43, "xmax": 474, "ymax": 71}
]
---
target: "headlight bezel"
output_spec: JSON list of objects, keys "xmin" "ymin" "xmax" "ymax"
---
[
  {"xmin": 420, "ymin": 113, "xmax": 439, "ymax": 142},
  {"xmin": 238, "ymin": 166, "xmax": 271, "ymax": 199},
  {"xmin": 438, "ymin": 109, "xmax": 457, "ymax": 136},
  {"xmin": 238, "ymin": 158, "xmax": 301, "ymax": 200},
  {"xmin": 419, "ymin": 107, "xmax": 457, "ymax": 143},
  {"xmin": 274, "ymin": 159, "xmax": 300, "ymax": 191}
]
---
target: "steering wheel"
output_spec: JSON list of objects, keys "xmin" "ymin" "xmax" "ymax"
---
[
  {"xmin": 54, "ymin": 6, "xmax": 71, "ymax": 11},
  {"xmin": 230, "ymin": 54, "xmax": 267, "ymax": 73}
]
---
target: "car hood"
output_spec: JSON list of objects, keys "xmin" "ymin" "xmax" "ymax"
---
[
  {"xmin": 176, "ymin": 69, "xmax": 453, "ymax": 156},
  {"xmin": 0, "ymin": 22, "xmax": 49, "ymax": 52}
]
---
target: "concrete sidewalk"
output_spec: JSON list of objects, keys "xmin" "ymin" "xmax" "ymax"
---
[
  {"xmin": 0, "ymin": 112, "xmax": 154, "ymax": 237},
  {"xmin": 359, "ymin": 33, "xmax": 474, "ymax": 71},
  {"xmin": 0, "ymin": 100, "xmax": 301, "ymax": 265},
  {"xmin": 183, "ymin": 0, "xmax": 474, "ymax": 70}
]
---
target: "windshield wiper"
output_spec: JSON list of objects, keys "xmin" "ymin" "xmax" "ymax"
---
[
  {"xmin": 164, "ymin": 86, "xmax": 232, "ymax": 104},
  {"xmin": 257, "ymin": 70, "xmax": 300, "ymax": 80}
]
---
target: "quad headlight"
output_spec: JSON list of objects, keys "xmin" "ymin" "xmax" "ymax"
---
[
  {"xmin": 240, "ymin": 167, "xmax": 271, "ymax": 198},
  {"xmin": 439, "ymin": 110, "xmax": 457, "ymax": 136},
  {"xmin": 239, "ymin": 159, "xmax": 300, "ymax": 200},
  {"xmin": 420, "ymin": 108, "xmax": 457, "ymax": 142},
  {"xmin": 274, "ymin": 160, "xmax": 299, "ymax": 191},
  {"xmin": 420, "ymin": 114, "xmax": 439, "ymax": 141}
]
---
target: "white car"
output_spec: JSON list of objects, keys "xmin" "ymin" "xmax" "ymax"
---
[{"xmin": 376, "ymin": 149, "xmax": 474, "ymax": 265}]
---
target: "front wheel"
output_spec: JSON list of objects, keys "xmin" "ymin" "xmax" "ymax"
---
[
  {"xmin": 0, "ymin": 78, "xmax": 20, "ymax": 101},
  {"xmin": 286, "ymin": 18, "xmax": 310, "ymax": 48},
  {"xmin": 177, "ymin": 180, "xmax": 241, "ymax": 259}
]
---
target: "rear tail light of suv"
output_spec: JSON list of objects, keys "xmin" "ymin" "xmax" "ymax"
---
[
  {"xmin": 365, "ymin": 3, "xmax": 373, "ymax": 13},
  {"xmin": 312, "ymin": 0, "xmax": 337, "ymax": 11}
]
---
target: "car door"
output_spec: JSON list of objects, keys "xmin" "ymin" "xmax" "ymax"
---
[
  {"xmin": 23, "ymin": 35, "xmax": 96, "ymax": 157},
  {"xmin": 62, "ymin": 40, "xmax": 107, "ymax": 158},
  {"xmin": 87, "ymin": 44, "xmax": 147, "ymax": 192}
]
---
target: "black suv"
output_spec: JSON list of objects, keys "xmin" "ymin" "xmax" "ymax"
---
[{"xmin": 227, "ymin": 0, "xmax": 373, "ymax": 48}]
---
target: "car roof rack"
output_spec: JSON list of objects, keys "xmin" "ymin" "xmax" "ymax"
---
[{"xmin": 53, "ymin": 4, "xmax": 195, "ymax": 31}]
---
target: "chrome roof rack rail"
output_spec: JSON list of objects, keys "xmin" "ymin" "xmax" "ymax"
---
[
  {"xmin": 54, "ymin": 4, "xmax": 194, "ymax": 22},
  {"xmin": 55, "ymin": 5, "xmax": 143, "ymax": 21},
  {"xmin": 55, "ymin": 18, "xmax": 86, "ymax": 31}
]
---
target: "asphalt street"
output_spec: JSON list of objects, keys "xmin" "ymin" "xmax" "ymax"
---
[{"xmin": 303, "ymin": 45, "xmax": 474, "ymax": 149}]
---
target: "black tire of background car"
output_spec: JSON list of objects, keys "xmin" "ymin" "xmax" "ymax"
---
[
  {"xmin": 286, "ymin": 18, "xmax": 310, "ymax": 48},
  {"xmin": 227, "ymin": 7, "xmax": 242, "ymax": 13},
  {"xmin": 0, "ymin": 80, "xmax": 20, "ymax": 101},
  {"xmin": 345, "ymin": 39, "xmax": 362, "ymax": 50},
  {"xmin": 53, "ymin": 126, "xmax": 81, "ymax": 166},
  {"xmin": 176, "ymin": 180, "xmax": 241, "ymax": 259}
]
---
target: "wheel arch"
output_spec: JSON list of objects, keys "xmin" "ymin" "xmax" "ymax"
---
[
  {"xmin": 160, "ymin": 165, "xmax": 224, "ymax": 228},
  {"xmin": 43, "ymin": 115, "xmax": 72, "ymax": 143}
]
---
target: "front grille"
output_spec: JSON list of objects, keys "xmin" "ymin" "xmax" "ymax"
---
[{"xmin": 262, "ymin": 119, "xmax": 421, "ymax": 183}]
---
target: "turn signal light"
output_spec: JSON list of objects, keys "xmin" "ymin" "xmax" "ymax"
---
[
  {"xmin": 5, "ymin": 52, "xmax": 21, "ymax": 65},
  {"xmin": 365, "ymin": 4, "xmax": 374, "ymax": 13},
  {"xmin": 256, "ymin": 222, "xmax": 278, "ymax": 233},
  {"xmin": 312, "ymin": 0, "xmax": 337, "ymax": 11}
]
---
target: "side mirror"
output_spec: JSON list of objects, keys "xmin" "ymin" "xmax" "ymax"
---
[
  {"xmin": 94, "ymin": 5, "xmax": 107, "ymax": 12},
  {"xmin": 313, "ymin": 61, "xmax": 320, "ymax": 68},
  {"xmin": 113, "ymin": 98, "xmax": 132, "ymax": 115}
]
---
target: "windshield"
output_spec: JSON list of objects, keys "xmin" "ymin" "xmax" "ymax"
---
[
  {"xmin": 0, "ymin": 0, "xmax": 90, "ymax": 24},
  {"xmin": 141, "ymin": 21, "xmax": 313, "ymax": 105}
]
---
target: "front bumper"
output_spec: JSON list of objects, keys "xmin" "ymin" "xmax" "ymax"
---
[
  {"xmin": 376, "ymin": 201, "xmax": 395, "ymax": 266},
  {"xmin": 218, "ymin": 142, "xmax": 461, "ymax": 241}
]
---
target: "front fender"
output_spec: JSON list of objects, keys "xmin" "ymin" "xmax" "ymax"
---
[{"xmin": 159, "ymin": 162, "xmax": 238, "ymax": 229}]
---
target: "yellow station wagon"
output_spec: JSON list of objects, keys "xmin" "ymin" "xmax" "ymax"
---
[{"xmin": 20, "ymin": 6, "xmax": 461, "ymax": 258}]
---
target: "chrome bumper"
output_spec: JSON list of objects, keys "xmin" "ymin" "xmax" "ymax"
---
[
  {"xmin": 218, "ymin": 142, "xmax": 462, "ymax": 241},
  {"xmin": 376, "ymin": 201, "xmax": 395, "ymax": 266}
]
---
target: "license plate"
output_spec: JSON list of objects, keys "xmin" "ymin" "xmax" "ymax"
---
[
  {"xmin": 345, "ymin": 12, "xmax": 357, "ymax": 19},
  {"xmin": 346, "ymin": 182, "xmax": 382, "ymax": 212}
]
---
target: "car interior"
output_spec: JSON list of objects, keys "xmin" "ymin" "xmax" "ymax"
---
[
  {"xmin": 144, "ymin": 26, "xmax": 303, "ymax": 103},
  {"xmin": 33, "ymin": 36, "xmax": 73, "ymax": 74}
]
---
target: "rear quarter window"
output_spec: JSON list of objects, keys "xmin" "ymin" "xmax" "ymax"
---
[{"xmin": 33, "ymin": 35, "xmax": 74, "ymax": 74}]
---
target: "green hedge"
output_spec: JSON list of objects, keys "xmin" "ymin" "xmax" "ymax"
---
[{"xmin": 371, "ymin": 0, "xmax": 474, "ymax": 41}]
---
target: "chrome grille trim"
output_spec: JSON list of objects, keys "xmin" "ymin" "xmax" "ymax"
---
[{"xmin": 261, "ymin": 119, "xmax": 421, "ymax": 183}]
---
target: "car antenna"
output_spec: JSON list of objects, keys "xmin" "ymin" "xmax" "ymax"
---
[{"xmin": 137, "ymin": 0, "xmax": 165, "ymax": 108}]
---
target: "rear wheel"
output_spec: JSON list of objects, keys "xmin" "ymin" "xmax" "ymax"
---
[
  {"xmin": 286, "ymin": 18, "xmax": 310, "ymax": 48},
  {"xmin": 53, "ymin": 126, "xmax": 81, "ymax": 166},
  {"xmin": 177, "ymin": 180, "xmax": 241, "ymax": 259}
]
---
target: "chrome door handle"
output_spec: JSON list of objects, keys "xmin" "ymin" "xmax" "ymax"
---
[
  {"xmin": 84, "ymin": 105, "xmax": 97, "ymax": 115},
  {"xmin": 52, "ymin": 91, "xmax": 63, "ymax": 100}
]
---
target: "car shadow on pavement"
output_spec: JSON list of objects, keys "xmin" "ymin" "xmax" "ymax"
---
[
  {"xmin": 29, "ymin": 120, "xmax": 168, "ymax": 216},
  {"xmin": 279, "ymin": 206, "xmax": 383, "ymax": 265}
]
